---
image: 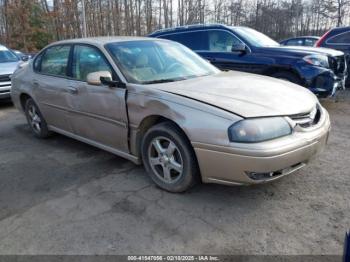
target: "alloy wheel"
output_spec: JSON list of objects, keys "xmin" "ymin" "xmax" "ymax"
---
[
  {"xmin": 148, "ymin": 136, "xmax": 183, "ymax": 184},
  {"xmin": 27, "ymin": 104, "xmax": 41, "ymax": 134}
]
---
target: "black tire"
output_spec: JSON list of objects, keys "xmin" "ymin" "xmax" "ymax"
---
[
  {"xmin": 141, "ymin": 122, "xmax": 200, "ymax": 193},
  {"xmin": 271, "ymin": 71, "xmax": 301, "ymax": 85},
  {"xmin": 24, "ymin": 98, "xmax": 52, "ymax": 138}
]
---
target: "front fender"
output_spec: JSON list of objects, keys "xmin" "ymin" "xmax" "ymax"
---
[{"xmin": 126, "ymin": 85, "xmax": 241, "ymax": 157}]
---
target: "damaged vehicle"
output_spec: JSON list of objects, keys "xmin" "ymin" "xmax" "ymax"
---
[
  {"xmin": 149, "ymin": 24, "xmax": 348, "ymax": 97},
  {"xmin": 11, "ymin": 37, "xmax": 330, "ymax": 192}
]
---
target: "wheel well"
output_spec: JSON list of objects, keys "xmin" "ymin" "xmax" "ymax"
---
[
  {"xmin": 134, "ymin": 115, "xmax": 192, "ymax": 159},
  {"xmin": 19, "ymin": 93, "xmax": 32, "ymax": 111},
  {"xmin": 264, "ymin": 67, "xmax": 302, "ymax": 83}
]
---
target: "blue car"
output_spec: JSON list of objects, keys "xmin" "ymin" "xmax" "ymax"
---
[
  {"xmin": 316, "ymin": 26, "xmax": 350, "ymax": 87},
  {"xmin": 280, "ymin": 36, "xmax": 320, "ymax": 47},
  {"xmin": 149, "ymin": 24, "xmax": 348, "ymax": 97}
]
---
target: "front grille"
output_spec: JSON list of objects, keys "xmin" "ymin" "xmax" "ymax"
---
[
  {"xmin": 290, "ymin": 105, "xmax": 321, "ymax": 128},
  {"xmin": 0, "ymin": 74, "xmax": 11, "ymax": 82},
  {"xmin": 328, "ymin": 55, "xmax": 346, "ymax": 76}
]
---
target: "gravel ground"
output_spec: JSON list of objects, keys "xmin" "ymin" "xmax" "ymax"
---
[{"xmin": 0, "ymin": 91, "xmax": 349, "ymax": 256}]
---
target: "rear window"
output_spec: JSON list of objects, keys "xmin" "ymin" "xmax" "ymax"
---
[
  {"xmin": 327, "ymin": 31, "xmax": 350, "ymax": 45},
  {"xmin": 158, "ymin": 31, "xmax": 208, "ymax": 50},
  {"xmin": 37, "ymin": 45, "xmax": 71, "ymax": 77}
]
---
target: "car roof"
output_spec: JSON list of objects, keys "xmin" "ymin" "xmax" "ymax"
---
[
  {"xmin": 331, "ymin": 26, "xmax": 350, "ymax": 31},
  {"xmin": 149, "ymin": 23, "xmax": 245, "ymax": 36},
  {"xmin": 50, "ymin": 36, "xmax": 161, "ymax": 46},
  {"xmin": 281, "ymin": 36, "xmax": 320, "ymax": 41},
  {"xmin": 328, "ymin": 26, "xmax": 350, "ymax": 36}
]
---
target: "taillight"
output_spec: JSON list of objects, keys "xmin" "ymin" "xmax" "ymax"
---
[{"xmin": 315, "ymin": 30, "xmax": 331, "ymax": 47}]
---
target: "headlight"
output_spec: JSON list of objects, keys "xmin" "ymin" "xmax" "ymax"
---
[
  {"xmin": 303, "ymin": 54, "xmax": 329, "ymax": 68},
  {"xmin": 228, "ymin": 117, "xmax": 292, "ymax": 143}
]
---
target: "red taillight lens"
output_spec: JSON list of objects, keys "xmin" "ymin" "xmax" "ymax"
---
[{"xmin": 315, "ymin": 30, "xmax": 331, "ymax": 47}]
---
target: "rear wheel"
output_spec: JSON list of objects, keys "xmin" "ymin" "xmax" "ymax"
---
[
  {"xmin": 271, "ymin": 71, "xmax": 301, "ymax": 85},
  {"xmin": 24, "ymin": 98, "xmax": 52, "ymax": 138},
  {"xmin": 141, "ymin": 122, "xmax": 200, "ymax": 192}
]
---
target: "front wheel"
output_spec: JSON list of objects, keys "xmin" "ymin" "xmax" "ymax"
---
[{"xmin": 141, "ymin": 122, "xmax": 200, "ymax": 192}]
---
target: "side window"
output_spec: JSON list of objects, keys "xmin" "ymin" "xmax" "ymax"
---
[
  {"xmin": 305, "ymin": 39, "xmax": 317, "ymax": 46},
  {"xmin": 286, "ymin": 39, "xmax": 303, "ymax": 46},
  {"xmin": 208, "ymin": 30, "xmax": 242, "ymax": 52},
  {"xmin": 72, "ymin": 45, "xmax": 112, "ymax": 82},
  {"xmin": 327, "ymin": 31, "xmax": 350, "ymax": 44},
  {"xmin": 33, "ymin": 53, "xmax": 43, "ymax": 72},
  {"xmin": 159, "ymin": 31, "xmax": 208, "ymax": 50},
  {"xmin": 40, "ymin": 45, "xmax": 71, "ymax": 76}
]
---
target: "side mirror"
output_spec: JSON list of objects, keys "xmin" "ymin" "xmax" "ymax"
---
[
  {"xmin": 231, "ymin": 43, "xmax": 247, "ymax": 53},
  {"xmin": 87, "ymin": 71, "xmax": 126, "ymax": 88},
  {"xmin": 87, "ymin": 71, "xmax": 112, "ymax": 85},
  {"xmin": 21, "ymin": 55, "xmax": 29, "ymax": 62}
]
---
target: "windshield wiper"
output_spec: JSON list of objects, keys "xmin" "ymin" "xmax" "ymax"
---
[
  {"xmin": 141, "ymin": 74, "xmax": 211, "ymax": 85},
  {"xmin": 142, "ymin": 78, "xmax": 186, "ymax": 84}
]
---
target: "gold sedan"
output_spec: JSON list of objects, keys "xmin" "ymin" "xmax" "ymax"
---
[{"xmin": 11, "ymin": 37, "xmax": 330, "ymax": 192}]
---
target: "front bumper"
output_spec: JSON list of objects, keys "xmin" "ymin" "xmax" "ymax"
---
[
  {"xmin": 309, "ymin": 71, "xmax": 347, "ymax": 98},
  {"xmin": 300, "ymin": 64, "xmax": 347, "ymax": 98},
  {"xmin": 193, "ymin": 108, "xmax": 331, "ymax": 185}
]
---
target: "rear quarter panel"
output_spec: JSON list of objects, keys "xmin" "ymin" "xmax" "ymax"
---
[{"xmin": 10, "ymin": 63, "xmax": 35, "ymax": 111}]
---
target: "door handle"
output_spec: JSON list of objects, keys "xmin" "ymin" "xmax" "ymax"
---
[
  {"xmin": 33, "ymin": 81, "xmax": 39, "ymax": 87},
  {"xmin": 66, "ymin": 86, "xmax": 78, "ymax": 94},
  {"xmin": 206, "ymin": 57, "xmax": 216, "ymax": 62}
]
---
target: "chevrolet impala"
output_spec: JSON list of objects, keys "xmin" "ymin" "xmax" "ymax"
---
[{"xmin": 11, "ymin": 37, "xmax": 331, "ymax": 192}]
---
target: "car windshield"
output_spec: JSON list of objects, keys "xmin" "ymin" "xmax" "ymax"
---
[
  {"xmin": 105, "ymin": 40, "xmax": 220, "ymax": 84},
  {"xmin": 234, "ymin": 27, "xmax": 280, "ymax": 47},
  {"xmin": 0, "ymin": 49, "xmax": 19, "ymax": 63}
]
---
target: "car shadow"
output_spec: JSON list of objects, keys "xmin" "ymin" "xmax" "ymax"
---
[
  {"xmin": 12, "ymin": 119, "xmax": 291, "ymax": 202},
  {"xmin": 2, "ymin": 106, "xmax": 307, "ymax": 233},
  {"xmin": 0, "ymin": 99, "xmax": 13, "ymax": 109}
]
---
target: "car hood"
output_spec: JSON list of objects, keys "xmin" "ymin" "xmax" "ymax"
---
[
  {"xmin": 152, "ymin": 71, "xmax": 318, "ymax": 118},
  {"xmin": 0, "ymin": 62, "xmax": 19, "ymax": 75},
  {"xmin": 261, "ymin": 46, "xmax": 344, "ymax": 57}
]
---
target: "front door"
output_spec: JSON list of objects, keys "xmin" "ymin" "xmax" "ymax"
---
[
  {"xmin": 198, "ymin": 30, "xmax": 263, "ymax": 74},
  {"xmin": 68, "ymin": 44, "xmax": 129, "ymax": 153}
]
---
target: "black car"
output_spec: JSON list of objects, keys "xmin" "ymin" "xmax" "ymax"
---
[
  {"xmin": 316, "ymin": 26, "xmax": 350, "ymax": 86},
  {"xmin": 149, "ymin": 24, "xmax": 347, "ymax": 97},
  {"xmin": 280, "ymin": 36, "xmax": 320, "ymax": 47}
]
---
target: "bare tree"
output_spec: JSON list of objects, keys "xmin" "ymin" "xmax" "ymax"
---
[{"xmin": 1, "ymin": 0, "xmax": 349, "ymax": 51}]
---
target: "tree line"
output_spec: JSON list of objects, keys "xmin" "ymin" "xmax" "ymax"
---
[{"xmin": 0, "ymin": 0, "xmax": 349, "ymax": 52}]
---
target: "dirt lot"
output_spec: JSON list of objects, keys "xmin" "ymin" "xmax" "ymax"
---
[{"xmin": 0, "ymin": 91, "xmax": 349, "ymax": 255}]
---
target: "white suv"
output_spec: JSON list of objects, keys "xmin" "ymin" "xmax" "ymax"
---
[{"xmin": 0, "ymin": 45, "xmax": 22, "ymax": 100}]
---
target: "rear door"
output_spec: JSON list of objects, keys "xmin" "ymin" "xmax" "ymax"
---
[
  {"xmin": 67, "ymin": 44, "xmax": 129, "ymax": 153},
  {"xmin": 32, "ymin": 44, "xmax": 74, "ymax": 132}
]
